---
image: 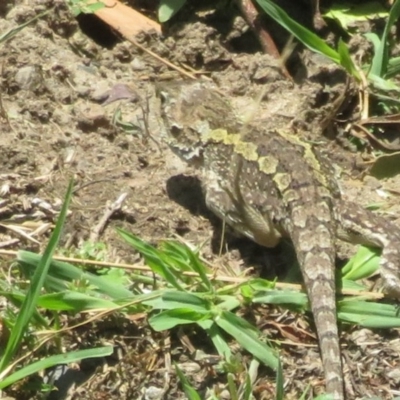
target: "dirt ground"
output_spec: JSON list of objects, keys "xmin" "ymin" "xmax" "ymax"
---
[{"xmin": 2, "ymin": 1, "xmax": 400, "ymax": 399}]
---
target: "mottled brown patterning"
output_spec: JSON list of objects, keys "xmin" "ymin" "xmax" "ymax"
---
[{"xmin": 156, "ymin": 81, "xmax": 400, "ymax": 400}]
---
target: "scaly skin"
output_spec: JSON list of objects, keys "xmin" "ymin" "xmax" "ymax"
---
[{"xmin": 157, "ymin": 81, "xmax": 400, "ymax": 399}]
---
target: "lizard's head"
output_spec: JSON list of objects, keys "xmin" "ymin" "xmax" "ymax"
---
[{"xmin": 156, "ymin": 81, "xmax": 238, "ymax": 164}]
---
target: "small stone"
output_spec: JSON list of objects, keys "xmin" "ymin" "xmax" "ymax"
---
[
  {"xmin": 15, "ymin": 65, "xmax": 43, "ymax": 91},
  {"xmin": 130, "ymin": 57, "xmax": 146, "ymax": 71},
  {"xmin": 144, "ymin": 386, "xmax": 163, "ymax": 400}
]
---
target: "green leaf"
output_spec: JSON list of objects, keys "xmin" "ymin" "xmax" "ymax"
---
[
  {"xmin": 148, "ymin": 291, "xmax": 214, "ymax": 330},
  {"xmin": 242, "ymin": 366, "xmax": 254, "ymax": 400},
  {"xmin": 338, "ymin": 38, "xmax": 360, "ymax": 80},
  {"xmin": 0, "ymin": 291, "xmax": 50, "ymax": 327},
  {"xmin": 0, "ymin": 180, "xmax": 73, "ymax": 373},
  {"xmin": 215, "ymin": 295, "xmax": 242, "ymax": 312},
  {"xmin": 364, "ymin": 32, "xmax": 382, "ymax": 55},
  {"xmin": 0, "ymin": 346, "xmax": 113, "ymax": 389},
  {"xmin": 275, "ymin": 358, "xmax": 284, "ymax": 400},
  {"xmin": 227, "ymin": 373, "xmax": 239, "ymax": 400},
  {"xmin": 200, "ymin": 320, "xmax": 232, "ymax": 360},
  {"xmin": 162, "ymin": 290, "xmax": 212, "ymax": 311},
  {"xmin": 216, "ymin": 311, "xmax": 278, "ymax": 370},
  {"xmin": 36, "ymin": 291, "xmax": 120, "ymax": 312},
  {"xmin": 370, "ymin": 0, "xmax": 400, "ymax": 77},
  {"xmin": 158, "ymin": 0, "xmax": 187, "ymax": 23},
  {"xmin": 149, "ymin": 308, "xmax": 211, "ymax": 330},
  {"xmin": 161, "ymin": 241, "xmax": 212, "ymax": 290},
  {"xmin": 117, "ymin": 230, "xmax": 184, "ymax": 290},
  {"xmin": 325, "ymin": 2, "xmax": 388, "ymax": 30},
  {"xmin": 368, "ymin": 72, "xmax": 400, "ymax": 92},
  {"xmin": 0, "ymin": 10, "xmax": 50, "ymax": 44},
  {"xmin": 313, "ymin": 394, "xmax": 336, "ymax": 400},
  {"xmin": 18, "ymin": 251, "xmax": 133, "ymax": 300},
  {"xmin": 67, "ymin": 0, "xmax": 106, "ymax": 16},
  {"xmin": 253, "ymin": 289, "xmax": 308, "ymax": 307},
  {"xmin": 342, "ymin": 246, "xmax": 380, "ymax": 281},
  {"xmin": 175, "ymin": 363, "xmax": 201, "ymax": 400},
  {"xmin": 341, "ymin": 279, "xmax": 368, "ymax": 292},
  {"xmin": 387, "ymin": 56, "xmax": 400, "ymax": 78},
  {"xmin": 339, "ymin": 300, "xmax": 400, "ymax": 328},
  {"xmin": 254, "ymin": 0, "xmax": 339, "ymax": 63}
]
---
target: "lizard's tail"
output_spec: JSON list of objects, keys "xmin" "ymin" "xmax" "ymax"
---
[{"xmin": 289, "ymin": 215, "xmax": 344, "ymax": 400}]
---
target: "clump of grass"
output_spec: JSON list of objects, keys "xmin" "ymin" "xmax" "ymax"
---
[{"xmin": 0, "ymin": 181, "xmax": 113, "ymax": 391}]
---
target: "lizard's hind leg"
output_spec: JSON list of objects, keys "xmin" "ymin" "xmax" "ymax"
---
[{"xmin": 335, "ymin": 200, "xmax": 400, "ymax": 297}]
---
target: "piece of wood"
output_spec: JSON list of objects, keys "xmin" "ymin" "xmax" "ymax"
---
[{"xmin": 90, "ymin": 0, "xmax": 161, "ymax": 37}]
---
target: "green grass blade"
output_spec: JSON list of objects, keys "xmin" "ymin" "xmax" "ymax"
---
[
  {"xmin": 0, "ymin": 10, "xmax": 50, "ymax": 44},
  {"xmin": 199, "ymin": 320, "xmax": 232, "ymax": 360},
  {"xmin": 158, "ymin": 0, "xmax": 187, "ymax": 23},
  {"xmin": 215, "ymin": 295, "xmax": 242, "ymax": 312},
  {"xmin": 175, "ymin": 363, "xmax": 201, "ymax": 400},
  {"xmin": 338, "ymin": 38, "xmax": 360, "ymax": 80},
  {"xmin": 325, "ymin": 2, "xmax": 388, "ymax": 30},
  {"xmin": 370, "ymin": 0, "xmax": 400, "ymax": 77},
  {"xmin": 227, "ymin": 373, "xmax": 239, "ymax": 400},
  {"xmin": 242, "ymin": 367, "xmax": 253, "ymax": 400},
  {"xmin": 0, "ymin": 291, "xmax": 50, "ymax": 328},
  {"xmin": 339, "ymin": 300, "xmax": 400, "ymax": 328},
  {"xmin": 216, "ymin": 310, "xmax": 278, "ymax": 370},
  {"xmin": 368, "ymin": 72, "xmax": 400, "ymax": 92},
  {"xmin": 150, "ymin": 308, "xmax": 211, "ymax": 330},
  {"xmin": 36, "ymin": 291, "xmax": 120, "ymax": 312},
  {"xmin": 387, "ymin": 56, "xmax": 400, "ymax": 78},
  {"xmin": 275, "ymin": 358, "xmax": 284, "ymax": 400},
  {"xmin": 144, "ymin": 290, "xmax": 211, "ymax": 312},
  {"xmin": 18, "ymin": 252, "xmax": 133, "ymax": 299},
  {"xmin": 364, "ymin": 32, "xmax": 381, "ymax": 58},
  {"xmin": 240, "ymin": 278, "xmax": 276, "ymax": 295},
  {"xmin": 161, "ymin": 290, "xmax": 211, "ymax": 309},
  {"xmin": 0, "ymin": 346, "xmax": 113, "ymax": 389},
  {"xmin": 339, "ymin": 312, "xmax": 400, "ymax": 328},
  {"xmin": 255, "ymin": 0, "xmax": 339, "ymax": 63},
  {"xmin": 148, "ymin": 291, "xmax": 213, "ymax": 330},
  {"xmin": 117, "ymin": 229, "xmax": 184, "ymax": 290},
  {"xmin": 253, "ymin": 289, "xmax": 308, "ymax": 308},
  {"xmin": 0, "ymin": 180, "xmax": 73, "ymax": 373},
  {"xmin": 313, "ymin": 395, "xmax": 335, "ymax": 400},
  {"xmin": 68, "ymin": 0, "xmax": 105, "ymax": 16},
  {"xmin": 342, "ymin": 246, "xmax": 380, "ymax": 280},
  {"xmin": 162, "ymin": 241, "xmax": 212, "ymax": 290}
]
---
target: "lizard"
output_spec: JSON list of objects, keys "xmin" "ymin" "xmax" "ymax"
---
[{"xmin": 156, "ymin": 80, "xmax": 400, "ymax": 400}]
